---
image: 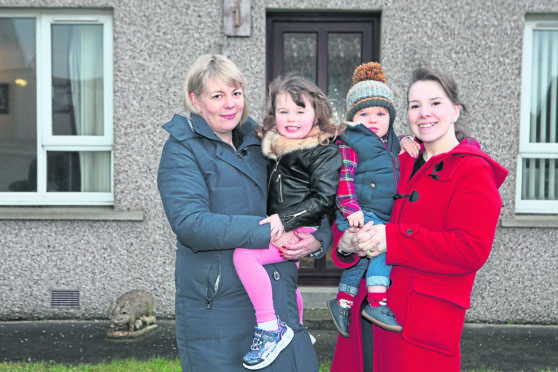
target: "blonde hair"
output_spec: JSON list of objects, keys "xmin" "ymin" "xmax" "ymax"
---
[{"xmin": 184, "ymin": 54, "xmax": 249, "ymax": 125}]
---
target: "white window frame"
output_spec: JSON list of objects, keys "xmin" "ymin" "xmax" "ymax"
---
[
  {"xmin": 0, "ymin": 10, "xmax": 113, "ymax": 206},
  {"xmin": 516, "ymin": 15, "xmax": 558, "ymax": 214}
]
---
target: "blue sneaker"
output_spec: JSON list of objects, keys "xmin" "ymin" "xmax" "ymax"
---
[
  {"xmin": 361, "ymin": 303, "xmax": 403, "ymax": 332},
  {"xmin": 327, "ymin": 298, "xmax": 350, "ymax": 338},
  {"xmin": 242, "ymin": 320, "xmax": 294, "ymax": 370}
]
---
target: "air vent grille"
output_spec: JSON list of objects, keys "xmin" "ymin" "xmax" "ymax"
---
[{"xmin": 51, "ymin": 289, "xmax": 80, "ymax": 308}]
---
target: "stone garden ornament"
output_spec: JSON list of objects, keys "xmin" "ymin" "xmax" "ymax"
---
[{"xmin": 107, "ymin": 289, "xmax": 157, "ymax": 338}]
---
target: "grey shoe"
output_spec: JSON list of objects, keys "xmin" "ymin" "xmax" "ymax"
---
[
  {"xmin": 361, "ymin": 303, "xmax": 402, "ymax": 332},
  {"xmin": 327, "ymin": 298, "xmax": 350, "ymax": 338},
  {"xmin": 242, "ymin": 320, "xmax": 294, "ymax": 370}
]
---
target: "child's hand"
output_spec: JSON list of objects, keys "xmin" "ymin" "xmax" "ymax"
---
[
  {"xmin": 260, "ymin": 214, "xmax": 285, "ymax": 241},
  {"xmin": 347, "ymin": 211, "xmax": 365, "ymax": 228},
  {"xmin": 400, "ymin": 136, "xmax": 420, "ymax": 158}
]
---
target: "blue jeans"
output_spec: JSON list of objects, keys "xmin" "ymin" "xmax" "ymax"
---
[{"xmin": 335, "ymin": 210, "xmax": 391, "ymax": 295}]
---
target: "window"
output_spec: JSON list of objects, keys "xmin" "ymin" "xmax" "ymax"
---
[
  {"xmin": 267, "ymin": 12, "xmax": 379, "ymax": 122},
  {"xmin": 0, "ymin": 10, "xmax": 113, "ymax": 205},
  {"xmin": 517, "ymin": 15, "xmax": 558, "ymax": 213},
  {"xmin": 267, "ymin": 12, "xmax": 380, "ymax": 284}
]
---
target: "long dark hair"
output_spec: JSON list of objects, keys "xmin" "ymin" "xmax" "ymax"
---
[{"xmin": 407, "ymin": 67, "xmax": 469, "ymax": 142}]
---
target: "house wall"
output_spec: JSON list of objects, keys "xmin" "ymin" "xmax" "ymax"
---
[{"xmin": 0, "ymin": 0, "xmax": 557, "ymax": 324}]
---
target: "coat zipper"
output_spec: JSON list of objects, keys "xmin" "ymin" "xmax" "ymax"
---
[
  {"xmin": 284, "ymin": 209, "xmax": 308, "ymax": 222},
  {"xmin": 268, "ymin": 159, "xmax": 283, "ymax": 203},
  {"xmin": 205, "ymin": 262, "xmax": 221, "ymax": 311},
  {"xmin": 383, "ymin": 140, "xmax": 399, "ymax": 192},
  {"xmin": 277, "ymin": 174, "xmax": 283, "ymax": 203},
  {"xmin": 391, "ymin": 152, "xmax": 399, "ymax": 191}
]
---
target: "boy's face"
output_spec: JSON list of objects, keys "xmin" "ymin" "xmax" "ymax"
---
[{"xmin": 353, "ymin": 106, "xmax": 390, "ymax": 138}]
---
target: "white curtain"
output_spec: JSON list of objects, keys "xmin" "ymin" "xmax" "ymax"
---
[
  {"xmin": 69, "ymin": 25, "xmax": 110, "ymax": 192},
  {"xmin": 523, "ymin": 29, "xmax": 558, "ymax": 200},
  {"xmin": 529, "ymin": 30, "xmax": 558, "ymax": 144}
]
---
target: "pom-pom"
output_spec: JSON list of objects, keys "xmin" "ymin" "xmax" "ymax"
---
[{"xmin": 352, "ymin": 62, "xmax": 386, "ymax": 85}]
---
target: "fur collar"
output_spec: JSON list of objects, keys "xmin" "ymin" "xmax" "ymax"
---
[{"xmin": 261, "ymin": 126, "xmax": 335, "ymax": 160}]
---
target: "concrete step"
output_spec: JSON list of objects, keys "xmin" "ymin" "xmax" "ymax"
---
[
  {"xmin": 303, "ymin": 308, "xmax": 335, "ymax": 330},
  {"xmin": 299, "ymin": 286, "xmax": 337, "ymax": 311}
]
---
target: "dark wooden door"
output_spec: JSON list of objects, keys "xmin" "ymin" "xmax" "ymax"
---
[{"xmin": 266, "ymin": 12, "xmax": 381, "ymax": 285}]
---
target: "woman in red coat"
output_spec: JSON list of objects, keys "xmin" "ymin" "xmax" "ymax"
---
[{"xmin": 330, "ymin": 67, "xmax": 508, "ymax": 372}]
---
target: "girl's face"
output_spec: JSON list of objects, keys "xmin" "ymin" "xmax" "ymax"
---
[
  {"xmin": 407, "ymin": 80, "xmax": 460, "ymax": 146},
  {"xmin": 190, "ymin": 76, "xmax": 244, "ymax": 141},
  {"xmin": 353, "ymin": 106, "xmax": 390, "ymax": 138},
  {"xmin": 274, "ymin": 92, "xmax": 316, "ymax": 139}
]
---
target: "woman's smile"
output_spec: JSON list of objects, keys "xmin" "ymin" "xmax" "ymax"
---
[
  {"xmin": 222, "ymin": 113, "xmax": 238, "ymax": 120},
  {"xmin": 417, "ymin": 121, "xmax": 436, "ymax": 128}
]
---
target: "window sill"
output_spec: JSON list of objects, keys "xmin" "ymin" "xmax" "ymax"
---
[
  {"xmin": 0, "ymin": 207, "xmax": 144, "ymax": 221},
  {"xmin": 501, "ymin": 215, "xmax": 558, "ymax": 228}
]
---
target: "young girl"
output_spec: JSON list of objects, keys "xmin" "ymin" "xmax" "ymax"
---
[{"xmin": 233, "ymin": 75, "xmax": 343, "ymax": 370}]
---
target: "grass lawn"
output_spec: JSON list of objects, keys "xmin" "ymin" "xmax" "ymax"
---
[
  {"xmin": 0, "ymin": 358, "xmax": 327, "ymax": 371},
  {"xmin": 0, "ymin": 358, "xmax": 182, "ymax": 372},
  {"xmin": 1, "ymin": 359, "xmax": 556, "ymax": 372}
]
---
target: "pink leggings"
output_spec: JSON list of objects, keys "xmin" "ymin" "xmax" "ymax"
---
[{"xmin": 233, "ymin": 227, "xmax": 314, "ymax": 325}]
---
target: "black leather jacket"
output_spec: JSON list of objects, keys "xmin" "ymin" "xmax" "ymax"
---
[{"xmin": 262, "ymin": 129, "xmax": 342, "ymax": 232}]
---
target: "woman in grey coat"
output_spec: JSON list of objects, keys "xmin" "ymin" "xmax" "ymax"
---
[{"xmin": 157, "ymin": 54, "xmax": 331, "ymax": 372}]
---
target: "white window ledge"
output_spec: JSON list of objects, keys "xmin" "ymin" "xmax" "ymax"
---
[
  {"xmin": 0, "ymin": 207, "xmax": 144, "ymax": 221},
  {"xmin": 501, "ymin": 215, "xmax": 558, "ymax": 228}
]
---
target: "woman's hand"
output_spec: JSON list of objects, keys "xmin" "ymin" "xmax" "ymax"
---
[
  {"xmin": 336, "ymin": 226, "xmax": 361, "ymax": 255},
  {"xmin": 275, "ymin": 230, "xmax": 321, "ymax": 260},
  {"xmin": 338, "ymin": 221, "xmax": 387, "ymax": 258},
  {"xmin": 359, "ymin": 223, "xmax": 387, "ymax": 257}
]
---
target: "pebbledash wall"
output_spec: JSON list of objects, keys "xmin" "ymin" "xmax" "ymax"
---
[{"xmin": 0, "ymin": 0, "xmax": 557, "ymax": 324}]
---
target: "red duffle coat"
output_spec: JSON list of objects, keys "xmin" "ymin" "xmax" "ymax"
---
[{"xmin": 331, "ymin": 139, "xmax": 508, "ymax": 372}]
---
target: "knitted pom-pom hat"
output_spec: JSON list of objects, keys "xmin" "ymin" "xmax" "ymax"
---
[{"xmin": 345, "ymin": 62, "xmax": 396, "ymax": 126}]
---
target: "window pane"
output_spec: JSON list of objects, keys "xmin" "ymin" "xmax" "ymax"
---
[
  {"xmin": 283, "ymin": 33, "xmax": 317, "ymax": 82},
  {"xmin": 47, "ymin": 151, "xmax": 111, "ymax": 192},
  {"xmin": 328, "ymin": 33, "xmax": 362, "ymax": 122},
  {"xmin": 529, "ymin": 29, "xmax": 558, "ymax": 144},
  {"xmin": 0, "ymin": 18, "xmax": 37, "ymax": 192},
  {"xmin": 521, "ymin": 157, "xmax": 558, "ymax": 200},
  {"xmin": 51, "ymin": 24, "xmax": 104, "ymax": 136}
]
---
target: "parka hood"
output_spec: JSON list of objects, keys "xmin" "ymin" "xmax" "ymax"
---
[
  {"xmin": 162, "ymin": 113, "xmax": 208, "ymax": 141},
  {"xmin": 162, "ymin": 113, "xmax": 259, "ymax": 148},
  {"xmin": 425, "ymin": 138, "xmax": 508, "ymax": 189}
]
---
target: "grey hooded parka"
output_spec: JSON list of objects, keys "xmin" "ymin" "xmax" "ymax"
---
[{"xmin": 158, "ymin": 113, "xmax": 328, "ymax": 372}]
